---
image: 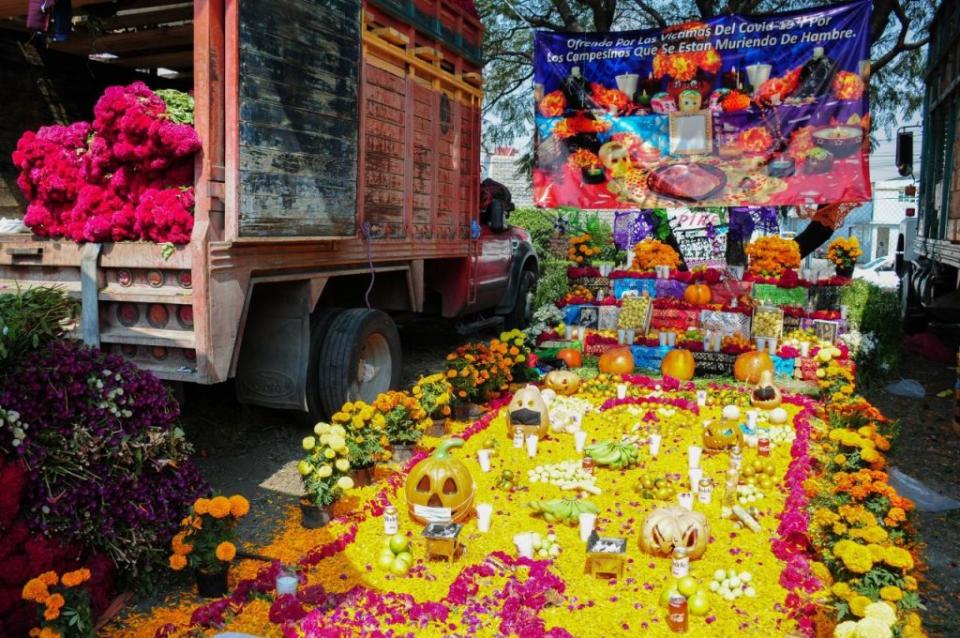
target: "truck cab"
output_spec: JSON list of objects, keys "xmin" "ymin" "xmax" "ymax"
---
[{"xmin": 0, "ymin": 0, "xmax": 538, "ymax": 419}]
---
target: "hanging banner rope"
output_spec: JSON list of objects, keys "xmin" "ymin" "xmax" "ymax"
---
[{"xmin": 532, "ymin": 0, "xmax": 872, "ymax": 210}]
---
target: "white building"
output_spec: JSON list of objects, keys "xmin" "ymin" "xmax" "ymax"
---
[{"xmin": 481, "ymin": 147, "xmax": 533, "ymax": 207}]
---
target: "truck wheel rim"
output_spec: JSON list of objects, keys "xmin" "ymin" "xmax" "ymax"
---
[
  {"xmin": 524, "ymin": 289, "xmax": 534, "ymax": 324},
  {"xmin": 356, "ymin": 333, "xmax": 391, "ymax": 402}
]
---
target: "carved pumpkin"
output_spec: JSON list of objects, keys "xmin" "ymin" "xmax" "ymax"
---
[
  {"xmin": 598, "ymin": 347, "xmax": 634, "ymax": 376},
  {"xmin": 750, "ymin": 369, "xmax": 782, "ymax": 409},
  {"xmin": 507, "ymin": 385, "xmax": 550, "ymax": 438},
  {"xmin": 661, "ymin": 348, "xmax": 695, "ymax": 381},
  {"xmin": 544, "ymin": 370, "xmax": 581, "ymax": 396},
  {"xmin": 556, "ymin": 348, "xmax": 583, "ymax": 369},
  {"xmin": 734, "ymin": 351, "xmax": 774, "ymax": 384},
  {"xmin": 639, "ymin": 506, "xmax": 710, "ymax": 559},
  {"xmin": 405, "ymin": 438, "xmax": 475, "ymax": 524},
  {"xmin": 702, "ymin": 418, "xmax": 743, "ymax": 451},
  {"xmin": 683, "ymin": 283, "xmax": 712, "ymax": 305}
]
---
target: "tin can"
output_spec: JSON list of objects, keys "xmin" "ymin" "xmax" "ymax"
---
[
  {"xmin": 671, "ymin": 547, "xmax": 689, "ymax": 577},
  {"xmin": 383, "ymin": 506, "xmax": 398, "ymax": 535},
  {"xmin": 697, "ymin": 478, "xmax": 713, "ymax": 504},
  {"xmin": 758, "ymin": 437, "xmax": 771, "ymax": 457},
  {"xmin": 513, "ymin": 425, "xmax": 524, "ymax": 448},
  {"xmin": 581, "ymin": 456, "xmax": 595, "ymax": 475},
  {"xmin": 729, "ymin": 445, "xmax": 743, "ymax": 471},
  {"xmin": 667, "ymin": 592, "xmax": 688, "ymax": 633}
]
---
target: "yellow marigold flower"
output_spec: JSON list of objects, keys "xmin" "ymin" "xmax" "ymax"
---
[
  {"xmin": 849, "ymin": 594, "xmax": 872, "ymax": 617},
  {"xmin": 861, "ymin": 448, "xmax": 880, "ymax": 463},
  {"xmin": 879, "ymin": 585, "xmax": 903, "ymax": 602},
  {"xmin": 215, "ymin": 541, "xmax": 237, "ymax": 562},
  {"xmin": 229, "ymin": 495, "xmax": 250, "ymax": 517},
  {"xmin": 864, "ymin": 601, "xmax": 897, "ymax": 625},
  {"xmin": 883, "ymin": 546, "xmax": 914, "ymax": 570},
  {"xmin": 193, "ymin": 498, "xmax": 211, "ymax": 515},
  {"xmin": 904, "ymin": 575, "xmax": 918, "ymax": 591},
  {"xmin": 810, "ymin": 561, "xmax": 833, "ymax": 586},
  {"xmin": 208, "ymin": 496, "xmax": 232, "ymax": 519},
  {"xmin": 169, "ymin": 554, "xmax": 188, "ymax": 571},
  {"xmin": 830, "ymin": 582, "xmax": 853, "ymax": 600}
]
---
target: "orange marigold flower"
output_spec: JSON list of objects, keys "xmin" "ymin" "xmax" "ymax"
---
[
  {"xmin": 229, "ymin": 495, "xmax": 250, "ymax": 518},
  {"xmin": 215, "ymin": 541, "xmax": 237, "ymax": 562},
  {"xmin": 43, "ymin": 607, "xmax": 60, "ymax": 621},
  {"xmin": 45, "ymin": 593, "xmax": 64, "ymax": 610},
  {"xmin": 21, "ymin": 578, "xmax": 49, "ymax": 603},
  {"xmin": 208, "ymin": 496, "xmax": 232, "ymax": 519},
  {"xmin": 169, "ymin": 554, "xmax": 188, "ymax": 571},
  {"xmin": 193, "ymin": 498, "xmax": 211, "ymax": 515}
]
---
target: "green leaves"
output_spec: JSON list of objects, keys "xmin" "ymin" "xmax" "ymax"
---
[
  {"xmin": 0, "ymin": 286, "xmax": 76, "ymax": 367},
  {"xmin": 156, "ymin": 88, "xmax": 196, "ymax": 125}
]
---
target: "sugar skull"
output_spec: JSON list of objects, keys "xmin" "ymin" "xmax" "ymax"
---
[
  {"xmin": 599, "ymin": 141, "xmax": 633, "ymax": 177},
  {"xmin": 678, "ymin": 89, "xmax": 703, "ymax": 112}
]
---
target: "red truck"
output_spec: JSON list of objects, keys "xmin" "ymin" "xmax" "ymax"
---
[{"xmin": 0, "ymin": 0, "xmax": 537, "ymax": 419}]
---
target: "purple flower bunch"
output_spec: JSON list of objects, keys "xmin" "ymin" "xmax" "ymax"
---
[{"xmin": 0, "ymin": 340, "xmax": 207, "ymax": 572}]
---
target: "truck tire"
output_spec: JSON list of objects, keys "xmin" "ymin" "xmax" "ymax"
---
[
  {"xmin": 504, "ymin": 269, "xmax": 536, "ymax": 330},
  {"xmin": 304, "ymin": 307, "xmax": 343, "ymax": 422},
  {"xmin": 317, "ymin": 308, "xmax": 402, "ymax": 417}
]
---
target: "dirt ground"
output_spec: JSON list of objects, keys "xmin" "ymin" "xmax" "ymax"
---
[{"xmin": 173, "ymin": 324, "xmax": 960, "ymax": 636}]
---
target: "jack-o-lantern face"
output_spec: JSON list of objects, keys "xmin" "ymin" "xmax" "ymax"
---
[
  {"xmin": 405, "ymin": 438, "xmax": 475, "ymax": 524},
  {"xmin": 639, "ymin": 506, "xmax": 710, "ymax": 559},
  {"xmin": 544, "ymin": 370, "xmax": 581, "ymax": 396},
  {"xmin": 508, "ymin": 385, "xmax": 550, "ymax": 438},
  {"xmin": 599, "ymin": 141, "xmax": 632, "ymax": 177},
  {"xmin": 702, "ymin": 418, "xmax": 743, "ymax": 450}
]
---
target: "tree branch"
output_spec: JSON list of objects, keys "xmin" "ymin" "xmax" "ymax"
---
[
  {"xmin": 631, "ymin": 0, "xmax": 666, "ymax": 27},
  {"xmin": 482, "ymin": 69, "xmax": 535, "ymax": 113},
  {"xmin": 871, "ymin": 0, "xmax": 928, "ymax": 74}
]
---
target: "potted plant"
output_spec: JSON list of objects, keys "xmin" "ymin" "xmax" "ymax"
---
[
  {"xmin": 413, "ymin": 372, "xmax": 452, "ymax": 436},
  {"xmin": 330, "ymin": 402, "xmax": 391, "ymax": 484},
  {"xmin": 826, "ymin": 235, "xmax": 862, "ymax": 278},
  {"xmin": 168, "ymin": 494, "xmax": 250, "ymax": 597},
  {"xmin": 298, "ymin": 423, "xmax": 355, "ymax": 528},
  {"xmin": 21, "ymin": 568, "xmax": 95, "ymax": 637},
  {"xmin": 374, "ymin": 390, "xmax": 429, "ymax": 463}
]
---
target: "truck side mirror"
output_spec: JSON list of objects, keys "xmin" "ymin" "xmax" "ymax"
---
[
  {"xmin": 896, "ymin": 131, "xmax": 913, "ymax": 177},
  {"xmin": 488, "ymin": 199, "xmax": 507, "ymax": 233}
]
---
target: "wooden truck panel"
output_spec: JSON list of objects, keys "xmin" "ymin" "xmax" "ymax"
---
[{"xmin": 236, "ymin": 0, "xmax": 361, "ymax": 238}]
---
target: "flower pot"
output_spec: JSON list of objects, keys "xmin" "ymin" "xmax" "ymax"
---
[
  {"xmin": 350, "ymin": 466, "xmax": 374, "ymax": 487},
  {"xmin": 581, "ymin": 167, "xmax": 606, "ymax": 184},
  {"xmin": 452, "ymin": 402, "xmax": 472, "ymax": 421},
  {"xmin": 426, "ymin": 420, "xmax": 447, "ymax": 437},
  {"xmin": 196, "ymin": 568, "xmax": 229, "ymax": 598},
  {"xmin": 835, "ymin": 265, "xmax": 854, "ymax": 278},
  {"xmin": 391, "ymin": 443, "xmax": 416, "ymax": 464},
  {"xmin": 299, "ymin": 500, "xmax": 332, "ymax": 529}
]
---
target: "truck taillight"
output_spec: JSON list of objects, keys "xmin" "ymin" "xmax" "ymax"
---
[
  {"xmin": 152, "ymin": 346, "xmax": 168, "ymax": 360},
  {"xmin": 148, "ymin": 304, "xmax": 169, "ymax": 328},
  {"xmin": 177, "ymin": 306, "xmax": 193, "ymax": 328},
  {"xmin": 117, "ymin": 270, "xmax": 133, "ymax": 287},
  {"xmin": 121, "ymin": 344, "xmax": 137, "ymax": 357},
  {"xmin": 147, "ymin": 270, "xmax": 164, "ymax": 287},
  {"xmin": 178, "ymin": 270, "xmax": 191, "ymax": 288},
  {"xmin": 906, "ymin": 208, "xmax": 916, "ymax": 217},
  {"xmin": 118, "ymin": 303, "xmax": 139, "ymax": 326},
  {"xmin": 183, "ymin": 349, "xmax": 197, "ymax": 361}
]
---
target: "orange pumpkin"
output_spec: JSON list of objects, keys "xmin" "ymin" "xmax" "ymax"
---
[
  {"xmin": 661, "ymin": 348, "xmax": 695, "ymax": 380},
  {"xmin": 405, "ymin": 438, "xmax": 475, "ymax": 524},
  {"xmin": 734, "ymin": 351, "xmax": 774, "ymax": 384},
  {"xmin": 683, "ymin": 283, "xmax": 712, "ymax": 305},
  {"xmin": 556, "ymin": 348, "xmax": 583, "ymax": 369},
  {"xmin": 598, "ymin": 347, "xmax": 634, "ymax": 375}
]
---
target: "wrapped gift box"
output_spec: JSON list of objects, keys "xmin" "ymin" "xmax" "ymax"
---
[
  {"xmin": 654, "ymin": 279, "xmax": 686, "ymax": 299},
  {"xmin": 535, "ymin": 340, "xmax": 582, "ymax": 360},
  {"xmin": 613, "ymin": 278, "xmax": 657, "ymax": 299},
  {"xmin": 692, "ymin": 351, "xmax": 736, "ymax": 377},
  {"xmin": 598, "ymin": 306, "xmax": 621, "ymax": 331},
  {"xmin": 561, "ymin": 304, "xmax": 583, "ymax": 325},
  {"xmin": 573, "ymin": 276, "xmax": 612, "ymax": 298},
  {"xmin": 708, "ymin": 280, "xmax": 752, "ymax": 305},
  {"xmin": 631, "ymin": 345, "xmax": 670, "ymax": 371},
  {"xmin": 770, "ymin": 355, "xmax": 795, "ymax": 378},
  {"xmin": 585, "ymin": 342, "xmax": 618, "ymax": 357},
  {"xmin": 651, "ymin": 308, "xmax": 701, "ymax": 331},
  {"xmin": 700, "ymin": 310, "xmax": 751, "ymax": 338},
  {"xmin": 798, "ymin": 357, "xmax": 820, "ymax": 380},
  {"xmin": 752, "ymin": 283, "xmax": 809, "ymax": 307}
]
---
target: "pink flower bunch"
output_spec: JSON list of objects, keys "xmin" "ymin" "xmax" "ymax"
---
[
  {"xmin": 600, "ymin": 393, "xmax": 699, "ymax": 414},
  {"xmin": 13, "ymin": 82, "xmax": 201, "ymax": 244}
]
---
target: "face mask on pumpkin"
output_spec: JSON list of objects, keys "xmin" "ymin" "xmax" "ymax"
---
[{"xmin": 507, "ymin": 385, "xmax": 550, "ymax": 436}]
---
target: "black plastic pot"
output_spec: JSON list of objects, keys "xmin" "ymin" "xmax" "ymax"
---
[
  {"xmin": 300, "ymin": 500, "xmax": 332, "ymax": 529},
  {"xmin": 196, "ymin": 568, "xmax": 229, "ymax": 598}
]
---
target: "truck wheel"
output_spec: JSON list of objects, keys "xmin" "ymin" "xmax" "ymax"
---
[
  {"xmin": 317, "ymin": 308, "xmax": 402, "ymax": 416},
  {"xmin": 304, "ymin": 307, "xmax": 343, "ymax": 422},
  {"xmin": 504, "ymin": 270, "xmax": 536, "ymax": 330}
]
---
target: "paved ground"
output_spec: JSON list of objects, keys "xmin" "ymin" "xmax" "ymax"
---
[{"xmin": 175, "ymin": 324, "xmax": 960, "ymax": 636}]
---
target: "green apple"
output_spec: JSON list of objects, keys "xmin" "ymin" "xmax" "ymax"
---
[
  {"xmin": 678, "ymin": 576, "xmax": 699, "ymax": 597},
  {"xmin": 389, "ymin": 534, "xmax": 409, "ymax": 554},
  {"xmin": 377, "ymin": 548, "xmax": 396, "ymax": 569},
  {"xmin": 395, "ymin": 551, "xmax": 413, "ymax": 565},
  {"xmin": 659, "ymin": 580, "xmax": 680, "ymax": 607},
  {"xmin": 689, "ymin": 590, "xmax": 710, "ymax": 616},
  {"xmin": 389, "ymin": 557, "xmax": 410, "ymax": 576}
]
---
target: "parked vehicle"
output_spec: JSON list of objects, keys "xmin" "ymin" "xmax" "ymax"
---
[
  {"xmin": 853, "ymin": 257, "xmax": 898, "ymax": 289},
  {"xmin": 0, "ymin": 0, "xmax": 538, "ymax": 420}
]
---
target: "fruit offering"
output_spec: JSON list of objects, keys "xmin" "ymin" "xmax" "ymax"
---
[
  {"xmin": 531, "ymin": 532, "xmax": 562, "ymax": 559},
  {"xmin": 527, "ymin": 461, "xmax": 600, "ymax": 494},
  {"xmin": 736, "ymin": 483, "xmax": 764, "ymax": 505},
  {"xmin": 585, "ymin": 439, "xmax": 641, "ymax": 469},
  {"xmin": 708, "ymin": 569, "xmax": 756, "ymax": 601},
  {"xmin": 660, "ymin": 576, "xmax": 712, "ymax": 617},
  {"xmin": 618, "ymin": 294, "xmax": 652, "ymax": 330},
  {"xmin": 528, "ymin": 498, "xmax": 599, "ymax": 525},
  {"xmin": 752, "ymin": 306, "xmax": 783, "ymax": 339},
  {"xmin": 377, "ymin": 535, "xmax": 415, "ymax": 576},
  {"xmin": 740, "ymin": 457, "xmax": 777, "ymax": 489},
  {"xmin": 635, "ymin": 473, "xmax": 681, "ymax": 501},
  {"xmin": 495, "ymin": 469, "xmax": 518, "ymax": 491}
]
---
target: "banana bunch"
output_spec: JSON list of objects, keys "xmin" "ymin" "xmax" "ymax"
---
[
  {"xmin": 528, "ymin": 498, "xmax": 599, "ymax": 525},
  {"xmin": 585, "ymin": 439, "xmax": 641, "ymax": 469}
]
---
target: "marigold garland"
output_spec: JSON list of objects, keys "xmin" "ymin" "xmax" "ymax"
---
[
  {"xmin": 746, "ymin": 236, "xmax": 801, "ymax": 278},
  {"xmin": 631, "ymin": 238, "xmax": 681, "ymax": 272}
]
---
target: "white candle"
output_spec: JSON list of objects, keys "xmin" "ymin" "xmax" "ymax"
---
[
  {"xmin": 747, "ymin": 410, "xmax": 758, "ymax": 429},
  {"xmin": 840, "ymin": 305, "xmax": 848, "ymax": 320},
  {"xmin": 578, "ymin": 326, "xmax": 587, "ymax": 342},
  {"xmin": 578, "ymin": 512, "xmax": 597, "ymax": 542},
  {"xmin": 616, "ymin": 383, "xmax": 627, "ymax": 400},
  {"xmin": 572, "ymin": 413, "xmax": 583, "ymax": 432},
  {"xmin": 689, "ymin": 467, "xmax": 703, "ymax": 491},
  {"xmin": 526, "ymin": 434, "xmax": 539, "ymax": 458},
  {"xmin": 276, "ymin": 574, "xmax": 298, "ymax": 595},
  {"xmin": 678, "ymin": 491, "xmax": 694, "ymax": 511},
  {"xmin": 477, "ymin": 448, "xmax": 491, "ymax": 472},
  {"xmin": 696, "ymin": 390, "xmax": 707, "ymax": 407},
  {"xmin": 514, "ymin": 532, "xmax": 534, "ymax": 558},
  {"xmin": 648, "ymin": 432, "xmax": 662, "ymax": 457},
  {"xmin": 768, "ymin": 338, "xmax": 777, "ymax": 355},
  {"xmin": 688, "ymin": 445, "xmax": 702, "ymax": 469},
  {"xmin": 799, "ymin": 341, "xmax": 810, "ymax": 357},
  {"xmin": 626, "ymin": 329, "xmax": 635, "ymax": 344},
  {"xmin": 618, "ymin": 329, "xmax": 626, "ymax": 344},
  {"xmin": 476, "ymin": 503, "xmax": 493, "ymax": 532},
  {"xmin": 574, "ymin": 430, "xmax": 588, "ymax": 453},
  {"xmin": 756, "ymin": 337, "xmax": 767, "ymax": 352}
]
